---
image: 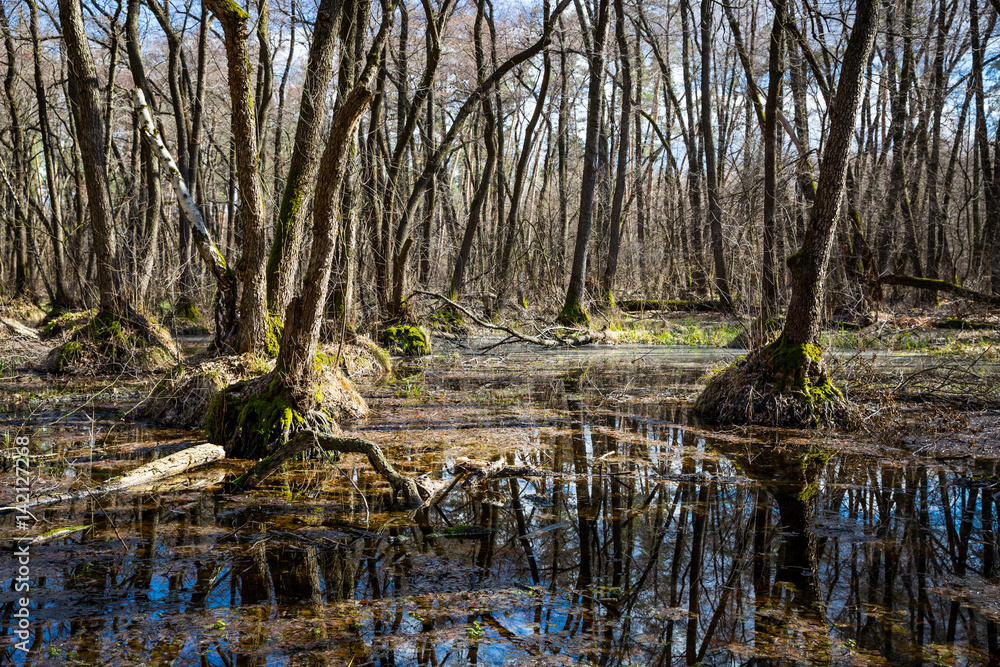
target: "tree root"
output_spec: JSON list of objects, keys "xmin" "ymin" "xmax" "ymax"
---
[
  {"xmin": 695, "ymin": 336, "xmax": 851, "ymax": 428},
  {"xmin": 228, "ymin": 429, "xmax": 425, "ymax": 508}
]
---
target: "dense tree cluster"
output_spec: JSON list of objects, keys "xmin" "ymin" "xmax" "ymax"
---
[{"xmin": 0, "ymin": 0, "xmax": 996, "ymax": 427}]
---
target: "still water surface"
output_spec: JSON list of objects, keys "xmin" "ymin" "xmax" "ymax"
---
[{"xmin": 1, "ymin": 346, "xmax": 998, "ymax": 666}]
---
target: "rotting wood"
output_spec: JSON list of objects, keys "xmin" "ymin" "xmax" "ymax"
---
[
  {"xmin": 415, "ymin": 290, "xmax": 603, "ymax": 348},
  {"xmin": 1, "ymin": 443, "xmax": 225, "ymax": 513}
]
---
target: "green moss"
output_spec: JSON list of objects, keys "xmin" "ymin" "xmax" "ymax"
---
[
  {"xmin": 430, "ymin": 307, "xmax": 465, "ymax": 333},
  {"xmin": 51, "ymin": 341, "xmax": 83, "ymax": 372},
  {"xmin": 556, "ymin": 297, "xmax": 590, "ymax": 327},
  {"xmin": 206, "ymin": 377, "xmax": 302, "ymax": 459},
  {"xmin": 175, "ymin": 303, "xmax": 200, "ymax": 322},
  {"xmin": 265, "ymin": 315, "xmax": 283, "ymax": 359},
  {"xmin": 379, "ymin": 325, "xmax": 431, "ymax": 356},
  {"xmin": 40, "ymin": 309, "xmax": 96, "ymax": 339},
  {"xmin": 762, "ymin": 336, "xmax": 842, "ymax": 404}
]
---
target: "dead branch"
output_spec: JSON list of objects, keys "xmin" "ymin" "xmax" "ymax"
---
[
  {"xmin": 414, "ymin": 290, "xmax": 603, "ymax": 348},
  {"xmin": 229, "ymin": 430, "xmax": 425, "ymax": 508}
]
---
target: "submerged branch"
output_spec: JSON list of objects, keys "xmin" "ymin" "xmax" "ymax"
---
[{"xmin": 229, "ymin": 429, "xmax": 425, "ymax": 508}]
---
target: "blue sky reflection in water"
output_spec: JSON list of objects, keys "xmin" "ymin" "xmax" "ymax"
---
[{"xmin": 1, "ymin": 348, "xmax": 999, "ymax": 666}]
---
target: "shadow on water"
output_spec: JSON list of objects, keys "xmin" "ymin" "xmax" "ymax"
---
[{"xmin": 2, "ymin": 349, "xmax": 1000, "ymax": 666}]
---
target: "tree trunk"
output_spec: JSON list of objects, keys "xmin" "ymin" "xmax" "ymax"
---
[
  {"xmin": 600, "ymin": 0, "xmax": 631, "ymax": 305},
  {"xmin": 27, "ymin": 0, "xmax": 73, "ymax": 306},
  {"xmin": 557, "ymin": 0, "xmax": 611, "ymax": 326},
  {"xmin": 700, "ymin": 0, "xmax": 731, "ymax": 307},
  {"xmin": 59, "ymin": 0, "xmax": 124, "ymax": 314},
  {"xmin": 277, "ymin": 12, "xmax": 392, "ymax": 398},
  {"xmin": 761, "ymin": 0, "xmax": 785, "ymax": 323},
  {"xmin": 205, "ymin": 0, "xmax": 269, "ymax": 355},
  {"xmin": 449, "ymin": 0, "xmax": 497, "ymax": 302},
  {"xmin": 782, "ymin": 0, "xmax": 881, "ymax": 347},
  {"xmin": 266, "ymin": 0, "xmax": 345, "ymax": 315}
]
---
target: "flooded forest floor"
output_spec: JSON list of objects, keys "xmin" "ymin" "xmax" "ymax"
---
[{"xmin": 2, "ymin": 308, "xmax": 1000, "ymax": 666}]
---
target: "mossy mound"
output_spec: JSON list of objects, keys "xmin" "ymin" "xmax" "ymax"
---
[
  {"xmin": 39, "ymin": 308, "xmax": 97, "ymax": 340},
  {"xmin": 145, "ymin": 354, "xmax": 274, "ymax": 428},
  {"xmin": 331, "ymin": 336, "xmax": 393, "ymax": 378},
  {"xmin": 42, "ymin": 311, "xmax": 179, "ymax": 374},
  {"xmin": 205, "ymin": 360, "xmax": 368, "ymax": 460},
  {"xmin": 378, "ymin": 325, "xmax": 431, "ymax": 357},
  {"xmin": 160, "ymin": 302, "xmax": 211, "ymax": 335},
  {"xmin": 695, "ymin": 335, "xmax": 849, "ymax": 428},
  {"xmin": 429, "ymin": 307, "xmax": 468, "ymax": 335}
]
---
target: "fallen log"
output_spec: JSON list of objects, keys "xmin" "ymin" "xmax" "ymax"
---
[
  {"xmin": 879, "ymin": 275, "xmax": 1000, "ymax": 307},
  {"xmin": 1, "ymin": 443, "xmax": 225, "ymax": 514},
  {"xmin": 415, "ymin": 290, "xmax": 603, "ymax": 348}
]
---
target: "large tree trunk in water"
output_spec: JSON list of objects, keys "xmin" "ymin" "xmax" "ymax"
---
[
  {"xmin": 695, "ymin": 0, "xmax": 881, "ymax": 427},
  {"xmin": 58, "ymin": 0, "xmax": 123, "ymax": 315},
  {"xmin": 266, "ymin": 0, "xmax": 345, "ymax": 315},
  {"xmin": 783, "ymin": 0, "xmax": 880, "ymax": 347},
  {"xmin": 557, "ymin": 0, "xmax": 611, "ymax": 326},
  {"xmin": 206, "ymin": 0, "xmax": 269, "ymax": 355},
  {"xmin": 210, "ymin": 2, "xmax": 394, "ymax": 468}
]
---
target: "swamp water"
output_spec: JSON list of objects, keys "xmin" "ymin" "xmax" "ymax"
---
[{"xmin": 1, "ymin": 345, "xmax": 999, "ymax": 666}]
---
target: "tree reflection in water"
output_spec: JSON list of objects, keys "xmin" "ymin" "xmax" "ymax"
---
[{"xmin": 3, "ymin": 371, "xmax": 1000, "ymax": 666}]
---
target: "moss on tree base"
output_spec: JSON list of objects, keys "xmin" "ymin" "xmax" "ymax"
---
[
  {"xmin": 556, "ymin": 299, "xmax": 590, "ymax": 327},
  {"xmin": 205, "ymin": 359, "xmax": 367, "ymax": 460},
  {"xmin": 695, "ymin": 335, "xmax": 848, "ymax": 428}
]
